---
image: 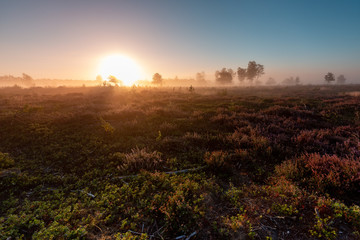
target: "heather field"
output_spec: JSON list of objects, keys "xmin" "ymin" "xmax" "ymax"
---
[{"xmin": 0, "ymin": 85, "xmax": 360, "ymax": 239}]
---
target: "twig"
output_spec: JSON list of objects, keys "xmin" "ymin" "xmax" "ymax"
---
[
  {"xmin": 165, "ymin": 166, "xmax": 206, "ymax": 175},
  {"xmin": 117, "ymin": 174, "xmax": 138, "ymax": 179},
  {"xmin": 153, "ymin": 225, "xmax": 166, "ymax": 240},
  {"xmin": 314, "ymin": 207, "xmax": 320, "ymax": 218},
  {"xmin": 175, "ymin": 235, "xmax": 186, "ymax": 239},
  {"xmin": 129, "ymin": 230, "xmax": 154, "ymax": 238},
  {"xmin": 87, "ymin": 192, "xmax": 95, "ymax": 198},
  {"xmin": 260, "ymin": 223, "xmax": 276, "ymax": 230},
  {"xmin": 128, "ymin": 230, "xmax": 142, "ymax": 235},
  {"xmin": 152, "ymin": 224, "xmax": 165, "ymax": 237},
  {"xmin": 70, "ymin": 189, "xmax": 95, "ymax": 198},
  {"xmin": 115, "ymin": 166, "xmax": 206, "ymax": 180},
  {"xmin": 41, "ymin": 187, "xmax": 58, "ymax": 192},
  {"xmin": 186, "ymin": 231, "xmax": 197, "ymax": 240},
  {"xmin": 94, "ymin": 224, "xmax": 103, "ymax": 233}
]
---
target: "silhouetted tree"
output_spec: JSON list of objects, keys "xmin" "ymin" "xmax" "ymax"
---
[
  {"xmin": 237, "ymin": 67, "xmax": 247, "ymax": 82},
  {"xmin": 196, "ymin": 72, "xmax": 205, "ymax": 83},
  {"xmin": 246, "ymin": 62, "xmax": 256, "ymax": 81},
  {"xmin": 152, "ymin": 73, "xmax": 163, "ymax": 85},
  {"xmin": 22, "ymin": 73, "xmax": 33, "ymax": 87},
  {"xmin": 246, "ymin": 61, "xmax": 264, "ymax": 82},
  {"xmin": 256, "ymin": 64, "xmax": 264, "ymax": 80},
  {"xmin": 337, "ymin": 74, "xmax": 346, "ymax": 84},
  {"xmin": 96, "ymin": 75, "xmax": 103, "ymax": 81},
  {"xmin": 215, "ymin": 68, "xmax": 233, "ymax": 84},
  {"xmin": 295, "ymin": 76, "xmax": 300, "ymax": 85},
  {"xmin": 324, "ymin": 72, "xmax": 335, "ymax": 84},
  {"xmin": 266, "ymin": 77, "xmax": 276, "ymax": 85},
  {"xmin": 107, "ymin": 75, "xmax": 122, "ymax": 86},
  {"xmin": 282, "ymin": 77, "xmax": 295, "ymax": 85},
  {"xmin": 228, "ymin": 68, "xmax": 235, "ymax": 78},
  {"xmin": 188, "ymin": 85, "xmax": 195, "ymax": 93}
]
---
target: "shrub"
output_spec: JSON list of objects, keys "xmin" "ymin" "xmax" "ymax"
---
[
  {"xmin": 0, "ymin": 152, "xmax": 15, "ymax": 169},
  {"xmin": 204, "ymin": 151, "xmax": 231, "ymax": 173},
  {"xmin": 100, "ymin": 117, "xmax": 115, "ymax": 134},
  {"xmin": 274, "ymin": 159, "xmax": 304, "ymax": 180},
  {"xmin": 120, "ymin": 148, "xmax": 163, "ymax": 173},
  {"xmin": 276, "ymin": 153, "xmax": 360, "ymax": 195},
  {"xmin": 293, "ymin": 127, "xmax": 359, "ymax": 157},
  {"xmin": 306, "ymin": 154, "xmax": 360, "ymax": 192},
  {"xmin": 309, "ymin": 215, "xmax": 337, "ymax": 240}
]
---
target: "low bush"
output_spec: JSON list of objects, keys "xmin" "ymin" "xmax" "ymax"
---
[
  {"xmin": 276, "ymin": 153, "xmax": 360, "ymax": 195},
  {"xmin": 119, "ymin": 147, "xmax": 164, "ymax": 173},
  {"xmin": 204, "ymin": 151, "xmax": 231, "ymax": 173},
  {"xmin": 0, "ymin": 152, "xmax": 15, "ymax": 169}
]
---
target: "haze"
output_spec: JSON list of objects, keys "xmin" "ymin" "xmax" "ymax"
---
[{"xmin": 1, "ymin": 0, "xmax": 360, "ymax": 84}]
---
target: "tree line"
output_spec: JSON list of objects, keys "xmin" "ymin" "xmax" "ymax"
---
[
  {"xmin": 215, "ymin": 61, "xmax": 264, "ymax": 84},
  {"xmin": 324, "ymin": 72, "xmax": 346, "ymax": 84}
]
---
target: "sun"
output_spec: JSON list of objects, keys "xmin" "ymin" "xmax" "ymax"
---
[{"xmin": 98, "ymin": 54, "xmax": 142, "ymax": 86}]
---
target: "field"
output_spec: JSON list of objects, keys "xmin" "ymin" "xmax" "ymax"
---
[{"xmin": 0, "ymin": 85, "xmax": 360, "ymax": 239}]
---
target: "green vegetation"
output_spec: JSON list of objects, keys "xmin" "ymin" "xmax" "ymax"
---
[{"xmin": 0, "ymin": 85, "xmax": 359, "ymax": 239}]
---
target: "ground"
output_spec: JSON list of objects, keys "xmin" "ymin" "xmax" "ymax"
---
[{"xmin": 0, "ymin": 85, "xmax": 359, "ymax": 239}]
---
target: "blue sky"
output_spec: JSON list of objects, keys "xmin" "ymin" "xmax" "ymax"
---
[{"xmin": 1, "ymin": 0, "xmax": 359, "ymax": 83}]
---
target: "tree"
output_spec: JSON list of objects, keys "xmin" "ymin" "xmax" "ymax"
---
[
  {"xmin": 96, "ymin": 75, "xmax": 103, "ymax": 81},
  {"xmin": 188, "ymin": 85, "xmax": 195, "ymax": 93},
  {"xmin": 228, "ymin": 68, "xmax": 235, "ymax": 78},
  {"xmin": 22, "ymin": 73, "xmax": 33, "ymax": 87},
  {"xmin": 282, "ymin": 77, "xmax": 295, "ymax": 85},
  {"xmin": 246, "ymin": 61, "xmax": 257, "ymax": 81},
  {"xmin": 196, "ymin": 72, "xmax": 205, "ymax": 83},
  {"xmin": 256, "ymin": 64, "xmax": 264, "ymax": 80},
  {"xmin": 337, "ymin": 74, "xmax": 346, "ymax": 84},
  {"xmin": 295, "ymin": 76, "xmax": 300, "ymax": 85},
  {"xmin": 152, "ymin": 73, "xmax": 163, "ymax": 85},
  {"xmin": 237, "ymin": 67, "xmax": 247, "ymax": 82},
  {"xmin": 107, "ymin": 75, "xmax": 122, "ymax": 86},
  {"xmin": 265, "ymin": 77, "xmax": 276, "ymax": 85},
  {"xmin": 215, "ymin": 68, "xmax": 233, "ymax": 84},
  {"xmin": 324, "ymin": 72, "xmax": 335, "ymax": 84},
  {"xmin": 246, "ymin": 61, "xmax": 264, "ymax": 82}
]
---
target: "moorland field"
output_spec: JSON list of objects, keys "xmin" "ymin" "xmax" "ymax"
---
[{"xmin": 0, "ymin": 85, "xmax": 359, "ymax": 239}]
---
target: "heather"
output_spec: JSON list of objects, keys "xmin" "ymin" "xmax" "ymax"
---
[{"xmin": 0, "ymin": 85, "xmax": 359, "ymax": 239}]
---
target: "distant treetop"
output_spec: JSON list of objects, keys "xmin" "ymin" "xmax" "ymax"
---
[
  {"xmin": 324, "ymin": 72, "xmax": 335, "ymax": 84},
  {"xmin": 152, "ymin": 73, "xmax": 163, "ymax": 85},
  {"xmin": 337, "ymin": 74, "xmax": 346, "ymax": 84}
]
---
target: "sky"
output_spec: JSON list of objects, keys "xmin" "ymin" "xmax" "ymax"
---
[{"xmin": 1, "ymin": 0, "xmax": 360, "ymax": 83}]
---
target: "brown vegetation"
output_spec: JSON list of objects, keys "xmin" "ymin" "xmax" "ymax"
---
[{"xmin": 0, "ymin": 85, "xmax": 359, "ymax": 239}]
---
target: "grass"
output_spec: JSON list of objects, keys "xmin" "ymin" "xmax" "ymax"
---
[{"xmin": 0, "ymin": 85, "xmax": 359, "ymax": 239}]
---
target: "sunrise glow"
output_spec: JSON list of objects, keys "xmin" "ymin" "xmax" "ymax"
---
[{"xmin": 98, "ymin": 55, "xmax": 142, "ymax": 86}]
